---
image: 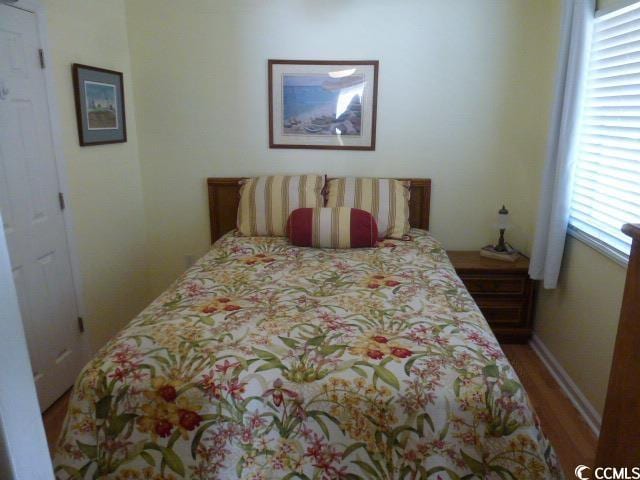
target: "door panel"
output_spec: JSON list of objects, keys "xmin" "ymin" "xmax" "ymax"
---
[{"xmin": 0, "ymin": 4, "xmax": 85, "ymax": 411}]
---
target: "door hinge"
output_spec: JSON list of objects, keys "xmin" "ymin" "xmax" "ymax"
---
[
  {"xmin": 78, "ymin": 317, "xmax": 85, "ymax": 333},
  {"xmin": 38, "ymin": 49, "xmax": 45, "ymax": 69},
  {"xmin": 58, "ymin": 192, "xmax": 65, "ymax": 210}
]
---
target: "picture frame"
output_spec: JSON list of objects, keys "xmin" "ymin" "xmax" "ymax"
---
[
  {"xmin": 268, "ymin": 60, "xmax": 379, "ymax": 150},
  {"xmin": 72, "ymin": 63, "xmax": 127, "ymax": 146}
]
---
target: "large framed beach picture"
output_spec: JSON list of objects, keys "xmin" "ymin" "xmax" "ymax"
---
[
  {"xmin": 269, "ymin": 60, "xmax": 379, "ymax": 150},
  {"xmin": 72, "ymin": 64, "xmax": 126, "ymax": 146}
]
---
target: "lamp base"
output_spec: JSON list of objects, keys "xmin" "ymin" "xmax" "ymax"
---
[
  {"xmin": 480, "ymin": 244, "xmax": 519, "ymax": 262},
  {"xmin": 495, "ymin": 228, "xmax": 507, "ymax": 252}
]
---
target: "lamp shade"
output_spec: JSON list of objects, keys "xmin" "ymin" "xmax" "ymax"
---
[{"xmin": 497, "ymin": 205, "xmax": 510, "ymax": 230}]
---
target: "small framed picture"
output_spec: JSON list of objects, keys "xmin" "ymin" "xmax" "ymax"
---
[
  {"xmin": 72, "ymin": 64, "xmax": 126, "ymax": 146},
  {"xmin": 269, "ymin": 60, "xmax": 379, "ymax": 150}
]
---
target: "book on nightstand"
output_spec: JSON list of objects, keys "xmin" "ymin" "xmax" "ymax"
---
[{"xmin": 479, "ymin": 244, "xmax": 520, "ymax": 262}]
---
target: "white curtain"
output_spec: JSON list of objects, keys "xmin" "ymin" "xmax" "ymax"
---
[{"xmin": 529, "ymin": 0, "xmax": 595, "ymax": 289}]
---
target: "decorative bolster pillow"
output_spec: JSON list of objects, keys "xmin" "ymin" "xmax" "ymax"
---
[{"xmin": 287, "ymin": 207, "xmax": 378, "ymax": 249}]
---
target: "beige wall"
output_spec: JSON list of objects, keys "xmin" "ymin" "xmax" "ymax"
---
[
  {"xmin": 43, "ymin": 0, "xmax": 150, "ymax": 351},
  {"xmin": 535, "ymin": 238, "xmax": 626, "ymax": 415},
  {"xmin": 125, "ymin": 0, "xmax": 560, "ymax": 294}
]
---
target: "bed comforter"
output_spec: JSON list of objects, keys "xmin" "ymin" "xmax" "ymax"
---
[{"xmin": 54, "ymin": 229, "xmax": 562, "ymax": 479}]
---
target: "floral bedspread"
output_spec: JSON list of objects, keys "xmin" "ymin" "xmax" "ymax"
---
[{"xmin": 54, "ymin": 229, "xmax": 562, "ymax": 480}]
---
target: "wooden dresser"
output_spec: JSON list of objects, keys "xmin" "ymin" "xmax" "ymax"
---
[{"xmin": 447, "ymin": 251, "xmax": 535, "ymax": 343}]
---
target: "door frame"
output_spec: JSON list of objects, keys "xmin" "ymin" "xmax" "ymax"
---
[{"xmin": 7, "ymin": 0, "xmax": 92, "ymax": 360}]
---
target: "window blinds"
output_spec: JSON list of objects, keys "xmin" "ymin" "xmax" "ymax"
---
[{"xmin": 570, "ymin": 1, "xmax": 640, "ymax": 257}]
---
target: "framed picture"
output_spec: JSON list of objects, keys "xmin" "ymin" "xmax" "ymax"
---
[
  {"xmin": 72, "ymin": 64, "xmax": 127, "ymax": 146},
  {"xmin": 269, "ymin": 60, "xmax": 379, "ymax": 150}
]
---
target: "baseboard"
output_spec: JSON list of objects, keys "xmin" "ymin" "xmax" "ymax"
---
[{"xmin": 529, "ymin": 333, "xmax": 601, "ymax": 436}]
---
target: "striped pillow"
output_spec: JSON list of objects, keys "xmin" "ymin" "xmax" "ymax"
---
[
  {"xmin": 326, "ymin": 177, "xmax": 410, "ymax": 239},
  {"xmin": 287, "ymin": 207, "xmax": 378, "ymax": 248},
  {"xmin": 237, "ymin": 175, "xmax": 324, "ymax": 236}
]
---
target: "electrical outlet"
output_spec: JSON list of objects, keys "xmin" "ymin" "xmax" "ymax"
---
[{"xmin": 184, "ymin": 254, "xmax": 196, "ymax": 269}]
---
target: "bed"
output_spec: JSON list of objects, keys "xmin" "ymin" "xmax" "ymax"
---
[{"xmin": 54, "ymin": 178, "xmax": 562, "ymax": 479}]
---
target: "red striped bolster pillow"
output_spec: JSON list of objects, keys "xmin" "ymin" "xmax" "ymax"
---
[{"xmin": 287, "ymin": 207, "xmax": 378, "ymax": 248}]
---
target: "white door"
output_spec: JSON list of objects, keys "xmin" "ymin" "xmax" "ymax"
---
[{"xmin": 0, "ymin": 4, "xmax": 85, "ymax": 411}]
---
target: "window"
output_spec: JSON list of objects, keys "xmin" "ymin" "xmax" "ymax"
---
[{"xmin": 569, "ymin": 1, "xmax": 640, "ymax": 263}]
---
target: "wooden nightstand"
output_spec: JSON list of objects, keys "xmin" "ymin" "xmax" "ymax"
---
[{"xmin": 447, "ymin": 250, "xmax": 535, "ymax": 343}]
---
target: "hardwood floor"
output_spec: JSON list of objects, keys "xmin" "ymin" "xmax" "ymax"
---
[
  {"xmin": 42, "ymin": 387, "xmax": 71, "ymax": 455},
  {"xmin": 43, "ymin": 345, "xmax": 597, "ymax": 476},
  {"xmin": 503, "ymin": 344, "xmax": 597, "ymax": 477}
]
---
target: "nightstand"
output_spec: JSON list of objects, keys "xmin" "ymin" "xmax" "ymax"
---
[{"xmin": 446, "ymin": 250, "xmax": 535, "ymax": 343}]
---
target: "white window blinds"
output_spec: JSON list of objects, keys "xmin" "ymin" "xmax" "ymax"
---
[{"xmin": 570, "ymin": 1, "xmax": 640, "ymax": 259}]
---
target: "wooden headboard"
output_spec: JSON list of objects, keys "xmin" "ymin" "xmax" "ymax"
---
[{"xmin": 206, "ymin": 177, "xmax": 431, "ymax": 243}]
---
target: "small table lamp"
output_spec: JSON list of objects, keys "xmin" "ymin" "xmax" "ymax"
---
[
  {"xmin": 495, "ymin": 205, "xmax": 509, "ymax": 252},
  {"xmin": 480, "ymin": 205, "xmax": 518, "ymax": 261}
]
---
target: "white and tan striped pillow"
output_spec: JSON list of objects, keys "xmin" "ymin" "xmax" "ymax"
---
[
  {"xmin": 326, "ymin": 177, "xmax": 410, "ymax": 239},
  {"xmin": 237, "ymin": 175, "xmax": 324, "ymax": 236}
]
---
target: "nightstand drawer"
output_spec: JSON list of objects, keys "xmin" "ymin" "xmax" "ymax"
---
[
  {"xmin": 447, "ymin": 250, "xmax": 535, "ymax": 343},
  {"xmin": 460, "ymin": 275, "xmax": 526, "ymax": 295},
  {"xmin": 475, "ymin": 299, "xmax": 523, "ymax": 325}
]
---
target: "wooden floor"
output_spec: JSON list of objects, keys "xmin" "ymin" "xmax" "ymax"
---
[
  {"xmin": 43, "ymin": 345, "xmax": 596, "ymax": 476},
  {"xmin": 42, "ymin": 387, "xmax": 71, "ymax": 455},
  {"xmin": 502, "ymin": 344, "xmax": 597, "ymax": 476}
]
